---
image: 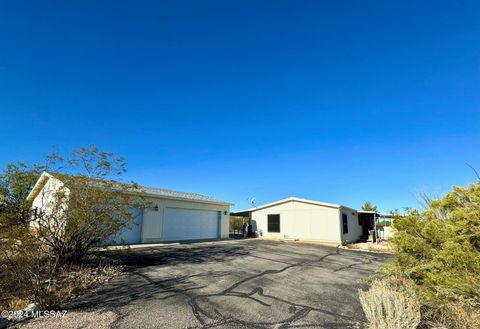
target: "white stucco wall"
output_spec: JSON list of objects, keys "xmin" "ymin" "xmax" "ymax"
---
[
  {"xmin": 31, "ymin": 175, "xmax": 67, "ymax": 215},
  {"xmin": 252, "ymin": 200, "xmax": 343, "ymax": 243},
  {"xmin": 339, "ymin": 207, "xmax": 362, "ymax": 244},
  {"xmin": 30, "ymin": 175, "xmax": 69, "ymax": 230},
  {"xmin": 141, "ymin": 197, "xmax": 230, "ymax": 243}
]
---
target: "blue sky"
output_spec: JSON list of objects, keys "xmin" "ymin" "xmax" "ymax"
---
[{"xmin": 1, "ymin": 1, "xmax": 479, "ymax": 212}]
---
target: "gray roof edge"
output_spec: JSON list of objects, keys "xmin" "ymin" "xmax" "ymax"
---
[
  {"xmin": 144, "ymin": 192, "xmax": 233, "ymax": 206},
  {"xmin": 339, "ymin": 205, "xmax": 358, "ymax": 212}
]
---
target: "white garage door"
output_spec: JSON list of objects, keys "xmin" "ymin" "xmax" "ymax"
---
[{"xmin": 163, "ymin": 208, "xmax": 219, "ymax": 241}]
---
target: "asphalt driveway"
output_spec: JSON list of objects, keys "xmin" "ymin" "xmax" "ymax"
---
[{"xmin": 25, "ymin": 240, "xmax": 390, "ymax": 329}]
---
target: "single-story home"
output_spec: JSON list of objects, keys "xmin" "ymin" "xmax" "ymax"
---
[
  {"xmin": 232, "ymin": 197, "xmax": 375, "ymax": 244},
  {"xmin": 26, "ymin": 172, "xmax": 232, "ymax": 245}
]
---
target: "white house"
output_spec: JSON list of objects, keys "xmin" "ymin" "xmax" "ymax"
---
[
  {"xmin": 232, "ymin": 197, "xmax": 363, "ymax": 244},
  {"xmin": 27, "ymin": 172, "xmax": 232, "ymax": 245}
]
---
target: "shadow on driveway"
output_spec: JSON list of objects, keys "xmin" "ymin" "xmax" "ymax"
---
[
  {"xmin": 68, "ymin": 240, "xmax": 389, "ymax": 328},
  {"xmin": 70, "ymin": 242, "xmax": 252, "ymax": 310},
  {"xmin": 104, "ymin": 242, "xmax": 251, "ymax": 268}
]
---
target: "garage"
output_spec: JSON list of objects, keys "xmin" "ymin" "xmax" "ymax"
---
[
  {"xmin": 26, "ymin": 172, "xmax": 232, "ymax": 245},
  {"xmin": 163, "ymin": 208, "xmax": 220, "ymax": 241}
]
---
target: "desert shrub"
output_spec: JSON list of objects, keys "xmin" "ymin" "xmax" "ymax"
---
[
  {"xmin": 424, "ymin": 302, "xmax": 480, "ymax": 329},
  {"xmin": 378, "ymin": 181, "xmax": 480, "ymax": 328},
  {"xmin": 0, "ymin": 238, "xmax": 120, "ymax": 309},
  {"xmin": 0, "ymin": 162, "xmax": 43, "ymax": 226},
  {"xmin": 0, "ymin": 226, "xmax": 60, "ymax": 309},
  {"xmin": 0, "ymin": 163, "xmax": 58, "ymax": 309},
  {"xmin": 0, "ymin": 145, "xmax": 144, "ymax": 309},
  {"xmin": 359, "ymin": 278, "xmax": 421, "ymax": 329}
]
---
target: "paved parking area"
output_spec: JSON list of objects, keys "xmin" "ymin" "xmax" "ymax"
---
[{"xmin": 32, "ymin": 240, "xmax": 390, "ymax": 329}]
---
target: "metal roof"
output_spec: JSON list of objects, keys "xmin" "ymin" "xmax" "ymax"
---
[
  {"xmin": 27, "ymin": 172, "xmax": 231, "ymax": 206},
  {"xmin": 140, "ymin": 185, "xmax": 231, "ymax": 205}
]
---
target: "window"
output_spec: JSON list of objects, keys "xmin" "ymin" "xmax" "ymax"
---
[
  {"xmin": 342, "ymin": 214, "xmax": 348, "ymax": 234},
  {"xmin": 267, "ymin": 214, "xmax": 280, "ymax": 233}
]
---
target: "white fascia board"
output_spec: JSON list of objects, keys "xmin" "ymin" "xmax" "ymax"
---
[
  {"xmin": 238, "ymin": 197, "xmax": 341, "ymax": 213},
  {"xmin": 26, "ymin": 171, "xmax": 55, "ymax": 201}
]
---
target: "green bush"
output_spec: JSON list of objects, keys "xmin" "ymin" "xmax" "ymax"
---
[{"xmin": 384, "ymin": 181, "xmax": 480, "ymax": 327}]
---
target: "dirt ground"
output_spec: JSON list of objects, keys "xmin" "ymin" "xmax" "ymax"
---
[{"xmin": 345, "ymin": 241, "xmax": 394, "ymax": 253}]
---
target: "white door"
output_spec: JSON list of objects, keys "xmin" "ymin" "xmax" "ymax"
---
[{"xmin": 163, "ymin": 208, "xmax": 219, "ymax": 241}]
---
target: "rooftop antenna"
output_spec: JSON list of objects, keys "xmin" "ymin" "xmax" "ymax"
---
[{"xmin": 249, "ymin": 197, "xmax": 256, "ymax": 234}]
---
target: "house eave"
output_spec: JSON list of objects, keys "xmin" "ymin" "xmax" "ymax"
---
[
  {"xmin": 26, "ymin": 171, "xmax": 53, "ymax": 201},
  {"xmin": 233, "ymin": 197, "xmax": 342, "ymax": 214},
  {"xmin": 145, "ymin": 193, "xmax": 233, "ymax": 206}
]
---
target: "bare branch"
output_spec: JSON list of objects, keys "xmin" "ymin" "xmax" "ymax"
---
[{"xmin": 465, "ymin": 162, "xmax": 480, "ymax": 181}]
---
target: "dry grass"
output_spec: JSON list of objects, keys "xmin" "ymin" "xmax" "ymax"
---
[
  {"xmin": 1, "ymin": 257, "xmax": 122, "ymax": 311},
  {"xmin": 5, "ymin": 297, "xmax": 30, "ymax": 311},
  {"xmin": 48, "ymin": 262, "xmax": 122, "ymax": 306},
  {"xmin": 359, "ymin": 278, "xmax": 421, "ymax": 329},
  {"xmin": 450, "ymin": 305, "xmax": 480, "ymax": 329},
  {"xmin": 424, "ymin": 303, "xmax": 480, "ymax": 329}
]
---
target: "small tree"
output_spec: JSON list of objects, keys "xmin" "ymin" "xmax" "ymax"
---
[
  {"xmin": 33, "ymin": 145, "xmax": 147, "ymax": 263},
  {"xmin": 362, "ymin": 201, "xmax": 378, "ymax": 212},
  {"xmin": 0, "ymin": 162, "xmax": 43, "ymax": 226},
  {"xmin": 0, "ymin": 145, "xmax": 147, "ymax": 308}
]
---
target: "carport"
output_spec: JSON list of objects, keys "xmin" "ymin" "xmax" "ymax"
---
[
  {"xmin": 357, "ymin": 211, "xmax": 394, "ymax": 242},
  {"xmin": 229, "ymin": 210, "xmax": 257, "ymax": 238}
]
